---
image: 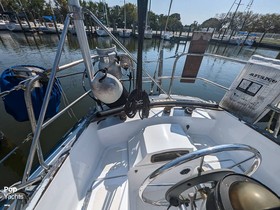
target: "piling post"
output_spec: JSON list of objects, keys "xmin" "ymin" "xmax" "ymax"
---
[
  {"xmin": 51, "ymin": 13, "xmax": 60, "ymax": 39},
  {"xmin": 15, "ymin": 12, "xmax": 31, "ymax": 46},
  {"xmin": 157, "ymin": 48, "xmax": 163, "ymax": 90},
  {"xmin": 180, "ymin": 32, "xmax": 212, "ymax": 83},
  {"xmin": 237, "ymin": 32, "xmax": 251, "ymax": 54},
  {"xmin": 253, "ymin": 32, "xmax": 266, "ymax": 53}
]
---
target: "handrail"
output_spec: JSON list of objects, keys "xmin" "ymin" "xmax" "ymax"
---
[
  {"xmin": 22, "ymin": 14, "xmax": 71, "ymax": 183},
  {"xmin": 0, "ymin": 51, "xmax": 106, "ymax": 168},
  {"xmin": 15, "ymin": 2, "xmax": 251, "ymax": 187},
  {"xmin": 84, "ymin": 8, "xmax": 169, "ymax": 96},
  {"xmin": 24, "ymin": 76, "xmax": 49, "ymax": 170},
  {"xmin": 56, "ymin": 55, "xmax": 99, "ymax": 72},
  {"xmin": 161, "ymin": 76, "xmax": 229, "ymax": 91},
  {"xmin": 42, "ymin": 90, "xmax": 91, "ymax": 129},
  {"xmin": 168, "ymin": 52, "xmax": 247, "ymax": 95}
]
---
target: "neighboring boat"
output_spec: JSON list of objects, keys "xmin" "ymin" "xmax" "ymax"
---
[
  {"xmin": 5, "ymin": 20, "xmax": 35, "ymax": 32},
  {"xmin": 68, "ymin": 24, "xmax": 94, "ymax": 35},
  {"xmin": 96, "ymin": 0, "xmax": 109, "ymax": 37},
  {"xmin": 161, "ymin": 31, "xmax": 173, "ymax": 40},
  {"xmin": 230, "ymin": 32, "xmax": 257, "ymax": 46},
  {"xmin": 1, "ymin": 1, "xmax": 280, "ymax": 210},
  {"xmin": 144, "ymin": 0, "xmax": 153, "ymax": 39},
  {"xmin": 118, "ymin": 0, "xmax": 131, "ymax": 38},
  {"xmin": 213, "ymin": 32, "xmax": 257, "ymax": 46},
  {"xmin": 0, "ymin": 13, "xmax": 35, "ymax": 32},
  {"xmin": 38, "ymin": 16, "xmax": 64, "ymax": 34},
  {"xmin": 0, "ymin": 19, "xmax": 8, "ymax": 30},
  {"xmin": 0, "ymin": 15, "xmax": 9, "ymax": 31},
  {"xmin": 96, "ymin": 27, "xmax": 109, "ymax": 36},
  {"xmin": 144, "ymin": 26, "xmax": 153, "ymax": 39},
  {"xmin": 38, "ymin": 22, "xmax": 64, "ymax": 34},
  {"xmin": 119, "ymin": 29, "xmax": 131, "ymax": 38}
]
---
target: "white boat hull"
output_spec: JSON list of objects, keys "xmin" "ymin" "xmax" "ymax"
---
[
  {"xmin": 161, "ymin": 32, "xmax": 173, "ymax": 40},
  {"xmin": 144, "ymin": 29, "xmax": 153, "ymax": 39},
  {"xmin": 0, "ymin": 20, "xmax": 8, "ymax": 30},
  {"xmin": 119, "ymin": 29, "xmax": 131, "ymax": 38},
  {"xmin": 5, "ymin": 22, "xmax": 32, "ymax": 32},
  {"xmin": 96, "ymin": 28, "xmax": 109, "ymax": 37},
  {"xmin": 38, "ymin": 23, "xmax": 64, "ymax": 34}
]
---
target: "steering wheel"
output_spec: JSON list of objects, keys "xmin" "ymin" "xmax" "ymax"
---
[{"xmin": 139, "ymin": 144, "xmax": 261, "ymax": 206}]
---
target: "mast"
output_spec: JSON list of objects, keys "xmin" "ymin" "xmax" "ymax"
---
[
  {"xmin": 0, "ymin": 1, "xmax": 5, "ymax": 12},
  {"xmin": 100, "ymin": 0, "xmax": 108, "ymax": 27},
  {"xmin": 145, "ymin": 0, "xmax": 151, "ymax": 30},
  {"xmin": 124, "ymin": 0, "xmax": 126, "ymax": 29},
  {"xmin": 104, "ymin": 0, "xmax": 109, "ymax": 27},
  {"xmin": 240, "ymin": 0, "xmax": 254, "ymax": 31}
]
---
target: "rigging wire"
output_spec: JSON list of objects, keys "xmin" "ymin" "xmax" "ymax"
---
[
  {"xmin": 60, "ymin": 85, "xmax": 78, "ymax": 121},
  {"xmin": 85, "ymin": 8, "xmax": 169, "ymax": 96},
  {"xmin": 0, "ymin": 133, "xmax": 33, "ymax": 165},
  {"xmin": 150, "ymin": 0, "xmax": 174, "ymax": 94},
  {"xmin": 222, "ymin": 0, "xmax": 242, "ymax": 54}
]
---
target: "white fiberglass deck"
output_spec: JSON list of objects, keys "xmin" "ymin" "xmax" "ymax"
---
[{"xmin": 29, "ymin": 107, "xmax": 280, "ymax": 210}]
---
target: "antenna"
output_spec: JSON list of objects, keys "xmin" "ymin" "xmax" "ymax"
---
[{"xmin": 240, "ymin": 0, "xmax": 254, "ymax": 31}]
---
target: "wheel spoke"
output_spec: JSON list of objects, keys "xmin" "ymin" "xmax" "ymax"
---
[{"xmin": 227, "ymin": 154, "xmax": 256, "ymax": 173}]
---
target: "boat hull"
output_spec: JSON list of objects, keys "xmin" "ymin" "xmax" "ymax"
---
[
  {"xmin": 144, "ymin": 30, "xmax": 153, "ymax": 39},
  {"xmin": 119, "ymin": 29, "xmax": 131, "ymax": 38},
  {"xmin": 161, "ymin": 32, "xmax": 173, "ymax": 41},
  {"xmin": 96, "ymin": 29, "xmax": 109, "ymax": 37}
]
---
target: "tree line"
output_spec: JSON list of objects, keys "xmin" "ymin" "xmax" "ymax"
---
[
  {"xmin": 1, "ymin": 0, "xmax": 279, "ymax": 34},
  {"xmin": 200, "ymin": 12, "xmax": 280, "ymax": 34},
  {"xmin": 0, "ymin": 0, "xmax": 183, "ymax": 32}
]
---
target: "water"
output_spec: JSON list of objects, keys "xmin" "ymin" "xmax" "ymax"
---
[{"xmin": 0, "ymin": 31, "xmax": 279, "ymax": 189}]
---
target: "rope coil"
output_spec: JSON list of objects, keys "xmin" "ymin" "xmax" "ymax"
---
[{"xmin": 124, "ymin": 89, "xmax": 150, "ymax": 119}]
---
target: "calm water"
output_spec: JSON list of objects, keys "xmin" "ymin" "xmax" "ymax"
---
[{"xmin": 0, "ymin": 31, "xmax": 279, "ymax": 188}]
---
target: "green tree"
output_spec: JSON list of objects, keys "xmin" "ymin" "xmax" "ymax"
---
[
  {"xmin": 190, "ymin": 21, "xmax": 198, "ymax": 31},
  {"xmin": 215, "ymin": 12, "xmax": 280, "ymax": 33},
  {"xmin": 109, "ymin": 5, "xmax": 121, "ymax": 28},
  {"xmin": 125, "ymin": 3, "xmax": 137, "ymax": 29},
  {"xmin": 148, "ymin": 11, "xmax": 158, "ymax": 30},
  {"xmin": 157, "ymin": 14, "xmax": 167, "ymax": 30},
  {"xmin": 168, "ymin": 13, "xmax": 183, "ymax": 32},
  {"xmin": 257, "ymin": 14, "xmax": 276, "ymax": 32},
  {"xmin": 201, "ymin": 18, "xmax": 221, "ymax": 30},
  {"xmin": 109, "ymin": 3, "xmax": 136, "ymax": 29}
]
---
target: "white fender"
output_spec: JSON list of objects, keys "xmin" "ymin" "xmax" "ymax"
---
[{"xmin": 91, "ymin": 71, "xmax": 123, "ymax": 104}]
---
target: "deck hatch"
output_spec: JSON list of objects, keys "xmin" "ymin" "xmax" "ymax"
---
[{"xmin": 151, "ymin": 150, "xmax": 189, "ymax": 163}]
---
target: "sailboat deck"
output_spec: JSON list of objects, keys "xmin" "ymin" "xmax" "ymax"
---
[
  {"xmin": 82, "ymin": 120, "xmax": 230, "ymax": 210},
  {"xmin": 29, "ymin": 107, "xmax": 280, "ymax": 210}
]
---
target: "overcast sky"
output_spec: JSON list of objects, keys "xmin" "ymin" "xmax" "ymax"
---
[{"xmin": 100, "ymin": 0, "xmax": 280, "ymax": 25}]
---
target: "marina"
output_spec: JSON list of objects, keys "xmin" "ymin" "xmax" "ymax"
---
[{"xmin": 0, "ymin": 0, "xmax": 280, "ymax": 209}]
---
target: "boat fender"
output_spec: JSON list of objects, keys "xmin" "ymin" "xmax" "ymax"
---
[
  {"xmin": 91, "ymin": 69, "xmax": 127, "ymax": 107},
  {"xmin": 0, "ymin": 65, "xmax": 62, "ymax": 122}
]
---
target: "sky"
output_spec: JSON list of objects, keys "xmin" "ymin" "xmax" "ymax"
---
[{"xmin": 99, "ymin": 0, "xmax": 280, "ymax": 25}]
